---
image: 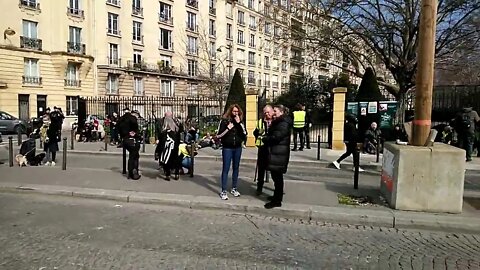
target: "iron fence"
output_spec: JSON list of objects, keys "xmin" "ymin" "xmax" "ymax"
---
[
  {"xmin": 81, "ymin": 96, "xmax": 222, "ymax": 139},
  {"xmin": 309, "ymin": 123, "xmax": 331, "ymax": 146}
]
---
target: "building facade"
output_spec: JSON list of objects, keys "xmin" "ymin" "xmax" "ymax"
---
[
  {"xmin": 0, "ymin": 0, "xmax": 95, "ymax": 123},
  {"xmin": 0, "ymin": 0, "xmax": 305, "ymax": 121}
]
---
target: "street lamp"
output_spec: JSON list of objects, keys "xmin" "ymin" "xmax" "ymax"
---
[
  {"xmin": 216, "ymin": 44, "xmax": 233, "ymax": 82},
  {"xmin": 3, "ymin": 27, "xmax": 16, "ymax": 40}
]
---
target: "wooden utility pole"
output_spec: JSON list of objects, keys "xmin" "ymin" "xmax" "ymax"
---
[{"xmin": 412, "ymin": 0, "xmax": 438, "ymax": 146}]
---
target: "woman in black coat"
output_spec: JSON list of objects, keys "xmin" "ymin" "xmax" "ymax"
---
[{"xmin": 262, "ymin": 105, "xmax": 292, "ymax": 209}]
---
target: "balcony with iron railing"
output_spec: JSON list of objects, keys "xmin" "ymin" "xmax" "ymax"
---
[
  {"xmin": 264, "ymin": 64, "xmax": 271, "ymax": 70},
  {"xmin": 19, "ymin": 0, "xmax": 40, "ymax": 10},
  {"xmin": 265, "ymin": 80, "xmax": 271, "ymax": 87},
  {"xmin": 291, "ymin": 55, "xmax": 304, "ymax": 63},
  {"xmin": 237, "ymin": 59, "xmax": 246, "ymax": 64},
  {"xmin": 238, "ymin": 20, "xmax": 246, "ymax": 27},
  {"xmin": 248, "ymin": 60, "xmax": 256, "ymax": 66},
  {"xmin": 237, "ymin": 39, "xmax": 245, "ymax": 46},
  {"xmin": 107, "ymin": 57, "xmax": 121, "ymax": 66},
  {"xmin": 186, "ymin": 46, "xmax": 199, "ymax": 56},
  {"xmin": 249, "ymin": 24, "xmax": 257, "ymax": 31},
  {"xmin": 186, "ymin": 0, "xmax": 198, "ymax": 9},
  {"xmin": 272, "ymin": 82, "xmax": 279, "ymax": 88},
  {"xmin": 209, "ymin": 7, "xmax": 216, "ymax": 15},
  {"xmin": 67, "ymin": 6, "xmax": 84, "ymax": 18},
  {"xmin": 106, "ymin": 0, "xmax": 120, "ymax": 7},
  {"xmin": 65, "ymin": 79, "xmax": 81, "ymax": 87},
  {"xmin": 248, "ymin": 43, "xmax": 256, "ymax": 49},
  {"xmin": 209, "ymin": 30, "xmax": 216, "ymax": 38},
  {"xmin": 107, "ymin": 28, "xmax": 121, "ymax": 36},
  {"xmin": 282, "ymin": 66, "xmax": 287, "ymax": 72},
  {"xmin": 132, "ymin": 6, "xmax": 143, "ymax": 16},
  {"xmin": 159, "ymin": 14, "xmax": 173, "ymax": 25},
  {"xmin": 22, "ymin": 76, "xmax": 42, "ymax": 85},
  {"xmin": 186, "ymin": 24, "xmax": 198, "ymax": 33},
  {"xmin": 67, "ymin": 42, "xmax": 86, "ymax": 55},
  {"xmin": 248, "ymin": 77, "xmax": 255, "ymax": 85},
  {"xmin": 20, "ymin": 36, "xmax": 42, "ymax": 51},
  {"xmin": 273, "ymin": 66, "xmax": 279, "ymax": 71},
  {"xmin": 159, "ymin": 42, "xmax": 174, "ymax": 52}
]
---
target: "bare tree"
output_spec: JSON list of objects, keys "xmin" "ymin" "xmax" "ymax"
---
[{"xmin": 285, "ymin": 0, "xmax": 480, "ymax": 122}]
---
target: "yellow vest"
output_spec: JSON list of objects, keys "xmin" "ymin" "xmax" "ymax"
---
[
  {"xmin": 293, "ymin": 111, "xmax": 306, "ymax": 128},
  {"xmin": 255, "ymin": 119, "xmax": 265, "ymax": 147}
]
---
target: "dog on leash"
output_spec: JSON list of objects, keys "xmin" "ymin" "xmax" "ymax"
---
[{"xmin": 15, "ymin": 154, "xmax": 28, "ymax": 167}]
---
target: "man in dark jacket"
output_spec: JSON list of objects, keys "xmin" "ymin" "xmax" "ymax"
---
[
  {"xmin": 455, "ymin": 107, "xmax": 480, "ymax": 161},
  {"xmin": 303, "ymin": 105, "xmax": 312, "ymax": 149},
  {"xmin": 117, "ymin": 108, "xmax": 141, "ymax": 180},
  {"xmin": 363, "ymin": 122, "xmax": 382, "ymax": 154},
  {"xmin": 262, "ymin": 105, "xmax": 292, "ymax": 209},
  {"xmin": 333, "ymin": 114, "xmax": 364, "ymax": 172}
]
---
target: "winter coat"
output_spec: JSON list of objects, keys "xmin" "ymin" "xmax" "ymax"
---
[
  {"xmin": 262, "ymin": 116, "xmax": 292, "ymax": 174},
  {"xmin": 343, "ymin": 122, "xmax": 359, "ymax": 144},
  {"xmin": 44, "ymin": 125, "xmax": 59, "ymax": 152},
  {"xmin": 365, "ymin": 128, "xmax": 382, "ymax": 144},
  {"xmin": 216, "ymin": 118, "xmax": 247, "ymax": 149},
  {"xmin": 117, "ymin": 113, "xmax": 139, "ymax": 139}
]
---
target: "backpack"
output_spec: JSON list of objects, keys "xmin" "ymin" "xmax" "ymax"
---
[{"xmin": 460, "ymin": 113, "xmax": 472, "ymax": 130}]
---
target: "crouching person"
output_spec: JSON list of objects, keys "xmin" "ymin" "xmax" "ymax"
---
[{"xmin": 178, "ymin": 142, "xmax": 197, "ymax": 175}]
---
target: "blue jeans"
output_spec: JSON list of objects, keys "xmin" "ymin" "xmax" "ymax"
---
[
  {"xmin": 221, "ymin": 147, "xmax": 242, "ymax": 191},
  {"xmin": 182, "ymin": 157, "xmax": 192, "ymax": 169}
]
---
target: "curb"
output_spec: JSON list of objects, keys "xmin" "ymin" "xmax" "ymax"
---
[{"xmin": 1, "ymin": 183, "xmax": 479, "ymax": 234}]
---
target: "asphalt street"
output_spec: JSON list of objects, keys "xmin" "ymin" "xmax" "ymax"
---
[{"xmin": 0, "ymin": 193, "xmax": 479, "ymax": 269}]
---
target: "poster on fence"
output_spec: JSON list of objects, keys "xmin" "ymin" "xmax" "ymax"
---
[
  {"xmin": 346, "ymin": 102, "xmax": 358, "ymax": 116},
  {"xmin": 359, "ymin": 102, "xmax": 368, "ymax": 116},
  {"xmin": 379, "ymin": 101, "xmax": 397, "ymax": 129}
]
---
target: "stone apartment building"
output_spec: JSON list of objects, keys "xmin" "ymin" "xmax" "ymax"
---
[{"xmin": 0, "ymin": 0, "xmax": 311, "ymax": 122}]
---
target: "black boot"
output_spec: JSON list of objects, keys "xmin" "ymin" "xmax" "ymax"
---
[{"xmin": 264, "ymin": 201, "xmax": 282, "ymax": 209}]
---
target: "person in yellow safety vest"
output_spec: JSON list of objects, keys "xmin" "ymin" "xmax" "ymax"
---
[
  {"xmin": 292, "ymin": 103, "xmax": 306, "ymax": 151},
  {"xmin": 253, "ymin": 105, "xmax": 274, "ymax": 195},
  {"xmin": 178, "ymin": 143, "xmax": 197, "ymax": 174}
]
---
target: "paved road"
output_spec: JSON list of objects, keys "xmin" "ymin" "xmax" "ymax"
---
[{"xmin": 0, "ymin": 193, "xmax": 479, "ymax": 269}]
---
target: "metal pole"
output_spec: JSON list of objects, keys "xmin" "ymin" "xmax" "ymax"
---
[
  {"xmin": 189, "ymin": 143, "xmax": 195, "ymax": 177},
  {"xmin": 17, "ymin": 128, "xmax": 22, "ymax": 146},
  {"xmin": 316, "ymin": 135, "xmax": 321, "ymax": 160},
  {"xmin": 142, "ymin": 129, "xmax": 146, "ymax": 153},
  {"xmin": 376, "ymin": 140, "xmax": 380, "ymax": 163},
  {"xmin": 122, "ymin": 143, "xmax": 127, "ymax": 175},
  {"xmin": 265, "ymin": 171, "xmax": 269, "ymax": 183},
  {"xmin": 412, "ymin": 0, "xmax": 438, "ymax": 146},
  {"xmin": 8, "ymin": 136, "xmax": 13, "ymax": 167},
  {"xmin": 353, "ymin": 147, "xmax": 359, "ymax": 190},
  {"xmin": 62, "ymin": 137, "xmax": 67, "ymax": 170},
  {"xmin": 104, "ymin": 134, "xmax": 108, "ymax": 151},
  {"xmin": 70, "ymin": 129, "xmax": 74, "ymax": 150}
]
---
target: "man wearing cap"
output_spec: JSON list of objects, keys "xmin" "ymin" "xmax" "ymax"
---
[{"xmin": 117, "ymin": 108, "xmax": 141, "ymax": 180}]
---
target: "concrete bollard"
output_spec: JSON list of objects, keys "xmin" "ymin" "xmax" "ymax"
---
[
  {"xmin": 70, "ymin": 129, "xmax": 75, "ymax": 150},
  {"xmin": 317, "ymin": 135, "xmax": 321, "ymax": 160},
  {"xmin": 142, "ymin": 129, "xmax": 146, "ymax": 153},
  {"xmin": 8, "ymin": 136, "xmax": 14, "ymax": 167},
  {"xmin": 62, "ymin": 137, "xmax": 67, "ymax": 170},
  {"xmin": 17, "ymin": 128, "xmax": 22, "ymax": 146},
  {"xmin": 122, "ymin": 144, "xmax": 127, "ymax": 175}
]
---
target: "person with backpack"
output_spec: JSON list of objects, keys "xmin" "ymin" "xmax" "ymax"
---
[{"xmin": 455, "ymin": 107, "xmax": 480, "ymax": 162}]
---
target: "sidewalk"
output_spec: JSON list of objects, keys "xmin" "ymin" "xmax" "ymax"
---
[
  {"xmin": 53, "ymin": 139, "xmax": 480, "ymax": 171},
  {"xmin": 0, "ymin": 164, "xmax": 479, "ymax": 233}
]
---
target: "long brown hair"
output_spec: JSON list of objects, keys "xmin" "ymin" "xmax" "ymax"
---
[{"xmin": 223, "ymin": 104, "xmax": 243, "ymax": 121}]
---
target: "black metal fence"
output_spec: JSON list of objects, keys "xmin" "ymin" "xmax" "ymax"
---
[
  {"xmin": 431, "ymin": 85, "xmax": 480, "ymax": 123},
  {"xmin": 310, "ymin": 124, "xmax": 331, "ymax": 146},
  {"xmin": 80, "ymin": 96, "xmax": 223, "ymax": 139}
]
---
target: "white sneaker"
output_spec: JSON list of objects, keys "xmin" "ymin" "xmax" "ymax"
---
[
  {"xmin": 353, "ymin": 167, "xmax": 365, "ymax": 172},
  {"xmin": 230, "ymin": 188, "xmax": 241, "ymax": 197},
  {"xmin": 44, "ymin": 162, "xmax": 51, "ymax": 166},
  {"xmin": 220, "ymin": 191, "xmax": 229, "ymax": 200},
  {"xmin": 51, "ymin": 161, "xmax": 56, "ymax": 166},
  {"xmin": 333, "ymin": 161, "xmax": 341, "ymax": 170}
]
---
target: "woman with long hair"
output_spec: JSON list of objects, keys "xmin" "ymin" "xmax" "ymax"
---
[
  {"xmin": 156, "ymin": 112, "xmax": 182, "ymax": 181},
  {"xmin": 216, "ymin": 104, "xmax": 247, "ymax": 200},
  {"xmin": 262, "ymin": 104, "xmax": 292, "ymax": 209}
]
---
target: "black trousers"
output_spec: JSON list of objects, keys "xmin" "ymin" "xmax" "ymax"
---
[
  {"xmin": 304, "ymin": 126, "xmax": 310, "ymax": 148},
  {"xmin": 337, "ymin": 142, "xmax": 359, "ymax": 167},
  {"xmin": 293, "ymin": 127, "xmax": 304, "ymax": 150},
  {"xmin": 270, "ymin": 171, "xmax": 284, "ymax": 203},
  {"xmin": 256, "ymin": 146, "xmax": 269, "ymax": 190},
  {"xmin": 123, "ymin": 138, "xmax": 140, "ymax": 175}
]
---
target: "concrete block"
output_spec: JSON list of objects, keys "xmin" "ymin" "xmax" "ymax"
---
[
  {"xmin": 128, "ymin": 192, "xmax": 192, "ymax": 208},
  {"xmin": 381, "ymin": 143, "xmax": 465, "ymax": 213},
  {"xmin": 310, "ymin": 205, "xmax": 394, "ymax": 227}
]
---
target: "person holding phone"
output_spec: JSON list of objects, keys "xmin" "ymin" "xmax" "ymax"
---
[{"xmin": 216, "ymin": 104, "xmax": 247, "ymax": 200}]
